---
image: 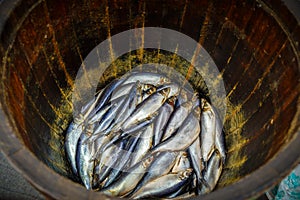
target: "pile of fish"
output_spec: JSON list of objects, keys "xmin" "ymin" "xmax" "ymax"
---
[{"xmin": 65, "ymin": 71, "xmax": 226, "ymax": 199}]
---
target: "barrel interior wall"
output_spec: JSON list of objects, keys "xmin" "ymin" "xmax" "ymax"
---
[{"xmin": 0, "ymin": 0, "xmax": 299, "ymax": 194}]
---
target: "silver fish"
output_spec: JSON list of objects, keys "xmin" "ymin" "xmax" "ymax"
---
[
  {"xmin": 92, "ymin": 78, "xmax": 125, "ymax": 114},
  {"xmin": 127, "ymin": 124, "xmax": 153, "ymax": 168},
  {"xmin": 152, "ymin": 109, "xmax": 201, "ymax": 154},
  {"xmin": 200, "ymin": 98, "xmax": 216, "ymax": 167},
  {"xmin": 76, "ymin": 132, "xmax": 94, "ymax": 189},
  {"xmin": 93, "ymin": 97, "xmax": 126, "ymax": 135},
  {"xmin": 157, "ymin": 83, "xmax": 180, "ymax": 98},
  {"xmin": 128, "ymin": 151, "xmax": 178, "ymax": 197},
  {"xmin": 214, "ymin": 108, "xmax": 226, "ymax": 165},
  {"xmin": 93, "ymin": 139, "xmax": 127, "ymax": 189},
  {"xmin": 103, "ymin": 115, "xmax": 156, "ymax": 152},
  {"xmin": 132, "ymin": 84, "xmax": 157, "ymax": 116},
  {"xmin": 153, "ymin": 98, "xmax": 175, "ymax": 146},
  {"xmin": 89, "ymin": 132, "xmax": 116, "ymax": 161},
  {"xmin": 140, "ymin": 85, "xmax": 157, "ymax": 103},
  {"xmin": 110, "ymin": 82, "xmax": 135, "ymax": 102},
  {"xmin": 131, "ymin": 168, "xmax": 193, "ymax": 199},
  {"xmin": 65, "ymin": 121, "xmax": 83, "ymax": 175},
  {"xmin": 101, "ymin": 133, "xmax": 141, "ymax": 188},
  {"xmin": 67, "ymin": 71, "xmax": 226, "ymax": 196},
  {"xmin": 123, "ymin": 72, "xmax": 170, "ymax": 86},
  {"xmin": 65, "ymin": 91, "xmax": 103, "ymax": 175},
  {"xmin": 95, "ymin": 107, "xmax": 157, "ymax": 157},
  {"xmin": 162, "ymin": 101, "xmax": 193, "ymax": 141},
  {"xmin": 113, "ymin": 81, "xmax": 141, "ymax": 129},
  {"xmin": 188, "ymin": 136, "xmax": 204, "ymax": 192},
  {"xmin": 175, "ymin": 90, "xmax": 188, "ymax": 106},
  {"xmin": 164, "ymin": 177, "xmax": 192, "ymax": 198},
  {"xmin": 200, "ymin": 152, "xmax": 223, "ymax": 194},
  {"xmin": 171, "ymin": 151, "xmax": 191, "ymax": 173},
  {"xmin": 85, "ymin": 95, "xmax": 124, "ymax": 139},
  {"xmin": 101, "ymin": 156, "xmax": 154, "ymax": 197},
  {"xmin": 121, "ymin": 88, "xmax": 170, "ymax": 130},
  {"xmin": 87, "ymin": 103, "xmax": 113, "ymax": 125}
]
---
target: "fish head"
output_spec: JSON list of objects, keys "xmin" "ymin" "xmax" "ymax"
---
[
  {"xmin": 74, "ymin": 114, "xmax": 84, "ymax": 124},
  {"xmin": 142, "ymin": 155, "xmax": 154, "ymax": 168},
  {"xmin": 167, "ymin": 96, "xmax": 177, "ymax": 106},
  {"xmin": 201, "ymin": 98, "xmax": 212, "ymax": 111},
  {"xmin": 142, "ymin": 83, "xmax": 155, "ymax": 91},
  {"xmin": 163, "ymin": 83, "xmax": 180, "ymax": 93},
  {"xmin": 159, "ymin": 87, "xmax": 171, "ymax": 99},
  {"xmin": 159, "ymin": 77, "xmax": 170, "ymax": 85},
  {"xmin": 179, "ymin": 168, "xmax": 193, "ymax": 180},
  {"xmin": 146, "ymin": 86, "xmax": 157, "ymax": 96},
  {"xmin": 86, "ymin": 123, "xmax": 95, "ymax": 135},
  {"xmin": 179, "ymin": 151, "xmax": 188, "ymax": 158}
]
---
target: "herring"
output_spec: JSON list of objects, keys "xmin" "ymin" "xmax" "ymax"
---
[
  {"xmin": 151, "ymin": 108, "xmax": 201, "ymax": 154},
  {"xmin": 101, "ymin": 133, "xmax": 141, "ymax": 188},
  {"xmin": 213, "ymin": 107, "xmax": 226, "ymax": 164},
  {"xmin": 188, "ymin": 136, "xmax": 205, "ymax": 192},
  {"xmin": 200, "ymin": 98, "xmax": 216, "ymax": 167},
  {"xmin": 65, "ymin": 90, "xmax": 103, "ymax": 175},
  {"xmin": 171, "ymin": 151, "xmax": 191, "ymax": 173},
  {"xmin": 121, "ymin": 88, "xmax": 170, "ymax": 130},
  {"xmin": 65, "ymin": 70, "xmax": 226, "ymax": 197},
  {"xmin": 92, "ymin": 139, "xmax": 127, "ymax": 189},
  {"xmin": 131, "ymin": 168, "xmax": 193, "ymax": 199},
  {"xmin": 128, "ymin": 151, "xmax": 178, "ymax": 197},
  {"xmin": 76, "ymin": 132, "xmax": 94, "ymax": 189},
  {"xmin": 200, "ymin": 152, "xmax": 223, "ymax": 194},
  {"xmin": 122, "ymin": 72, "xmax": 170, "ymax": 86},
  {"xmin": 161, "ymin": 101, "xmax": 193, "ymax": 141},
  {"xmin": 112, "ymin": 81, "xmax": 141, "ymax": 130},
  {"xmin": 110, "ymin": 82, "xmax": 135, "ymax": 102},
  {"xmin": 127, "ymin": 124, "xmax": 154, "ymax": 168},
  {"xmin": 92, "ymin": 78, "xmax": 125, "ymax": 114},
  {"xmin": 100, "ymin": 156, "xmax": 154, "ymax": 197},
  {"xmin": 153, "ymin": 98, "xmax": 175, "ymax": 146}
]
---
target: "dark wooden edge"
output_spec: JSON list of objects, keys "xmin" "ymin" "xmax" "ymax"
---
[
  {"xmin": 0, "ymin": 0, "xmax": 22, "ymax": 37},
  {"xmin": 0, "ymin": 0, "xmax": 299, "ymax": 199},
  {"xmin": 0, "ymin": 105, "xmax": 115, "ymax": 200}
]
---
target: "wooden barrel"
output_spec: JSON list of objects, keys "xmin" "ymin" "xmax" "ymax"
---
[{"xmin": 0, "ymin": 0, "xmax": 299, "ymax": 199}]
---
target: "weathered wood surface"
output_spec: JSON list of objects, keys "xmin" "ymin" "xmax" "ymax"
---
[{"xmin": 0, "ymin": 0, "xmax": 299, "ymax": 199}]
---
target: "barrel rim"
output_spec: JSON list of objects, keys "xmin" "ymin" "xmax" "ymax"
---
[{"xmin": 0, "ymin": 0, "xmax": 299, "ymax": 199}]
